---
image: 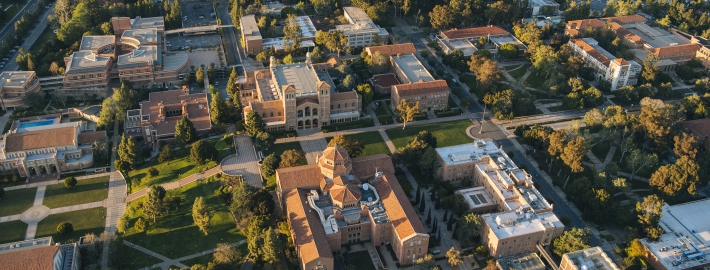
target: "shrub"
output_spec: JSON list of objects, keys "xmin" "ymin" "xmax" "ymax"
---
[
  {"xmin": 134, "ymin": 217, "xmax": 147, "ymax": 232},
  {"xmin": 148, "ymin": 167, "xmax": 159, "ymax": 177},
  {"xmin": 57, "ymin": 222, "xmax": 74, "ymax": 235},
  {"xmin": 64, "ymin": 176, "xmax": 77, "ymax": 188},
  {"xmin": 0, "ymin": 187, "xmax": 4, "ymax": 199}
]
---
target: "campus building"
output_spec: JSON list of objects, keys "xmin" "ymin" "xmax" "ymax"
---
[
  {"xmin": 242, "ymin": 54, "xmax": 361, "ymax": 131},
  {"xmin": 364, "ymin": 43, "xmax": 430, "ymax": 94},
  {"xmin": 565, "ymin": 15, "xmax": 702, "ymax": 71},
  {"xmin": 276, "ymin": 146, "xmax": 429, "ymax": 269},
  {"xmin": 568, "ymin": 38, "xmax": 641, "ymax": 90},
  {"xmin": 497, "ymin": 253, "xmax": 546, "ymax": 270},
  {"xmin": 640, "ymin": 199, "xmax": 710, "ymax": 270},
  {"xmin": 124, "ymin": 88, "xmax": 211, "ymax": 146},
  {"xmin": 335, "ymin": 7, "xmax": 389, "ymax": 48},
  {"xmin": 391, "ymin": 80, "xmax": 449, "ymax": 111},
  {"xmin": 239, "ymin": 14, "xmax": 317, "ymax": 54},
  {"xmin": 0, "ymin": 114, "xmax": 106, "ymax": 178},
  {"xmin": 528, "ymin": 0, "xmax": 560, "ymax": 16},
  {"xmin": 0, "ymin": 71, "xmax": 42, "ymax": 109},
  {"xmin": 438, "ymin": 140, "xmax": 564, "ymax": 258},
  {"xmin": 437, "ymin": 26, "xmax": 526, "ymax": 57},
  {"xmin": 0, "ymin": 237, "xmax": 80, "ymax": 270},
  {"xmin": 559, "ymin": 247, "xmax": 620, "ymax": 270}
]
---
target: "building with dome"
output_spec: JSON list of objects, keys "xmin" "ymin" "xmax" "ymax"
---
[{"xmin": 276, "ymin": 146, "xmax": 429, "ymax": 270}]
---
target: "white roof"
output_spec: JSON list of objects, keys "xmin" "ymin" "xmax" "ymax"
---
[{"xmin": 484, "ymin": 211, "xmax": 563, "ymax": 239}]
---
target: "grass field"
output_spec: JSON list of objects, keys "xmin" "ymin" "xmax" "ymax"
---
[
  {"xmin": 547, "ymin": 105, "xmax": 565, "ymax": 112},
  {"xmin": 113, "ymin": 242, "xmax": 164, "ymax": 270},
  {"xmin": 0, "ymin": 220, "xmax": 28, "ymax": 244},
  {"xmin": 43, "ymin": 176, "xmax": 110, "ymax": 209},
  {"xmin": 263, "ymin": 142, "xmax": 307, "ymax": 165},
  {"xmin": 128, "ymin": 138, "xmax": 224, "ymax": 192},
  {"xmin": 343, "ymin": 250, "xmax": 376, "ymax": 270},
  {"xmin": 36, "ymin": 207, "xmax": 107, "ymax": 244},
  {"xmin": 0, "ymin": 187, "xmax": 37, "ymax": 216},
  {"xmin": 123, "ymin": 179, "xmax": 246, "ymax": 259},
  {"xmin": 506, "ymin": 64, "xmax": 530, "ymax": 81},
  {"xmin": 325, "ymin": 131, "xmax": 391, "ymax": 157},
  {"xmin": 385, "ymin": 119, "xmax": 474, "ymax": 149},
  {"xmin": 524, "ymin": 70, "xmax": 546, "ymax": 88},
  {"xmin": 180, "ymin": 243, "xmax": 247, "ymax": 268}
]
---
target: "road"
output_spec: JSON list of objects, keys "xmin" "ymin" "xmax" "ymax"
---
[
  {"xmin": 3, "ymin": 3, "xmax": 53, "ymax": 71},
  {"xmin": 216, "ymin": 0, "xmax": 242, "ymax": 66},
  {"xmin": 0, "ymin": 0, "xmax": 39, "ymax": 45}
]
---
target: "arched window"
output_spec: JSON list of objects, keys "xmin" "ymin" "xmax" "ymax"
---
[
  {"xmin": 270, "ymin": 112, "xmax": 273, "ymax": 117},
  {"xmin": 312, "ymin": 108, "xmax": 318, "ymax": 115},
  {"xmin": 305, "ymin": 106, "xmax": 311, "ymax": 116},
  {"xmin": 297, "ymin": 110, "xmax": 303, "ymax": 117}
]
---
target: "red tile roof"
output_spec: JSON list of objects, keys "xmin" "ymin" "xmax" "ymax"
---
[
  {"xmin": 370, "ymin": 74, "xmax": 401, "ymax": 88},
  {"xmin": 603, "ymin": 14, "xmax": 647, "ymax": 24},
  {"xmin": 441, "ymin": 26, "xmax": 510, "ymax": 40},
  {"xmin": 571, "ymin": 39, "xmax": 612, "ymax": 66},
  {"xmin": 685, "ymin": 118, "xmax": 710, "ymax": 137},
  {"xmin": 652, "ymin": 44, "xmax": 701, "ymax": 58},
  {"xmin": 373, "ymin": 172, "xmax": 427, "ymax": 238},
  {"xmin": 565, "ymin": 19, "xmax": 606, "ymax": 35},
  {"xmin": 366, "ymin": 43, "xmax": 417, "ymax": 56},
  {"xmin": 5, "ymin": 126, "xmax": 76, "ymax": 152},
  {"xmin": 0, "ymin": 245, "xmax": 60, "ymax": 270},
  {"xmin": 394, "ymin": 80, "xmax": 449, "ymax": 97},
  {"xmin": 284, "ymin": 188, "xmax": 334, "ymax": 266},
  {"xmin": 610, "ymin": 22, "xmax": 646, "ymax": 45},
  {"xmin": 77, "ymin": 130, "xmax": 107, "ymax": 145},
  {"xmin": 139, "ymin": 90, "xmax": 211, "ymax": 136}
]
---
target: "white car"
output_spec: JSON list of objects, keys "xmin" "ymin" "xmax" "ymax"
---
[
  {"xmin": 214, "ymin": 81, "xmax": 219, "ymax": 86},
  {"xmin": 167, "ymin": 44, "xmax": 172, "ymax": 47},
  {"xmin": 199, "ymin": 15, "xmax": 204, "ymax": 19},
  {"xmin": 186, "ymin": 39, "xmax": 191, "ymax": 43},
  {"xmin": 2, "ymin": 58, "xmax": 7, "ymax": 61}
]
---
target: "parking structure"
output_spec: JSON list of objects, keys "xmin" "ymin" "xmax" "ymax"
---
[{"xmin": 182, "ymin": 2, "xmax": 218, "ymax": 28}]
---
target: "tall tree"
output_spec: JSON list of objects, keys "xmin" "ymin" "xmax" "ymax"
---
[
  {"xmin": 396, "ymin": 99, "xmax": 420, "ymax": 129},
  {"xmin": 98, "ymin": 96, "xmax": 117, "ymax": 128},
  {"xmin": 429, "ymin": 5, "xmax": 454, "ymax": 30},
  {"xmin": 244, "ymin": 110, "xmax": 266, "ymax": 138},
  {"xmin": 283, "ymin": 14, "xmax": 303, "ymax": 53},
  {"xmin": 143, "ymin": 185, "xmax": 167, "ymax": 222},
  {"xmin": 196, "ymin": 68, "xmax": 205, "ymax": 87},
  {"xmin": 356, "ymin": 84, "xmax": 374, "ymax": 108},
  {"xmin": 190, "ymin": 139, "xmax": 218, "ymax": 165},
  {"xmin": 118, "ymin": 134, "xmax": 142, "ymax": 169},
  {"xmin": 210, "ymin": 92, "xmax": 229, "ymax": 124},
  {"xmin": 673, "ymin": 134, "xmax": 697, "ymax": 159},
  {"xmin": 636, "ymin": 195, "xmax": 664, "ymax": 240},
  {"xmin": 419, "ymin": 147, "xmax": 438, "ymax": 178},
  {"xmin": 446, "ymin": 247, "xmax": 463, "ymax": 267},
  {"xmin": 192, "ymin": 196, "xmax": 212, "ymax": 235},
  {"xmin": 158, "ymin": 144, "xmax": 174, "ymax": 163},
  {"xmin": 468, "ymin": 55, "xmax": 500, "ymax": 88},
  {"xmin": 280, "ymin": 149, "xmax": 304, "ymax": 168},
  {"xmin": 553, "ymin": 227, "xmax": 591, "ymax": 256},
  {"xmin": 561, "ymin": 136, "xmax": 587, "ymax": 173},
  {"xmin": 213, "ymin": 243, "xmax": 241, "ymax": 265},
  {"xmin": 368, "ymin": 51, "xmax": 391, "ymax": 74},
  {"xmin": 649, "ymin": 156, "xmax": 699, "ymax": 199},
  {"xmin": 456, "ymin": 213, "xmax": 481, "ymax": 247},
  {"xmin": 175, "ymin": 116, "xmax": 198, "ymax": 146},
  {"xmin": 327, "ymin": 135, "xmax": 364, "ymax": 157},
  {"xmin": 531, "ymin": 44, "xmax": 559, "ymax": 78},
  {"xmin": 625, "ymin": 149, "xmax": 658, "ymax": 182},
  {"xmin": 261, "ymin": 228, "xmax": 283, "ymax": 264}
]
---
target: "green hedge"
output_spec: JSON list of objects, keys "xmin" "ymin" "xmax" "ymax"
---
[
  {"xmin": 321, "ymin": 118, "xmax": 374, "ymax": 133},
  {"xmin": 378, "ymin": 115, "xmax": 395, "ymax": 125},
  {"xmin": 435, "ymin": 108, "xmax": 461, "ymax": 118},
  {"xmin": 271, "ymin": 130, "xmax": 297, "ymax": 139},
  {"xmin": 414, "ymin": 112, "xmax": 428, "ymax": 121}
]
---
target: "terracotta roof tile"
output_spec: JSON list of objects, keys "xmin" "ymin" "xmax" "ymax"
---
[
  {"xmin": 565, "ymin": 19, "xmax": 606, "ymax": 33},
  {"xmin": 139, "ymin": 90, "xmax": 211, "ymax": 136},
  {"xmin": 370, "ymin": 74, "xmax": 401, "ymax": 88},
  {"xmin": 0, "ymin": 245, "xmax": 60, "ymax": 270},
  {"xmin": 603, "ymin": 14, "xmax": 647, "ymax": 24},
  {"xmin": 366, "ymin": 43, "xmax": 417, "ymax": 56},
  {"xmin": 330, "ymin": 91, "xmax": 359, "ymax": 102},
  {"xmin": 441, "ymin": 26, "xmax": 510, "ymax": 40},
  {"xmin": 652, "ymin": 44, "xmax": 701, "ymax": 58},
  {"xmin": 276, "ymin": 164, "xmax": 323, "ymax": 192},
  {"xmin": 571, "ymin": 39, "xmax": 612, "ymax": 66},
  {"xmin": 685, "ymin": 118, "xmax": 710, "ymax": 136},
  {"xmin": 251, "ymin": 100, "xmax": 283, "ymax": 110},
  {"xmin": 77, "ymin": 130, "xmax": 107, "ymax": 145},
  {"xmin": 5, "ymin": 126, "xmax": 76, "ymax": 152},
  {"xmin": 285, "ymin": 189, "xmax": 333, "ymax": 266},
  {"xmin": 393, "ymin": 80, "xmax": 449, "ymax": 97},
  {"xmin": 373, "ymin": 173, "xmax": 427, "ymax": 238},
  {"xmin": 609, "ymin": 22, "xmax": 645, "ymax": 45},
  {"xmin": 350, "ymin": 154, "xmax": 396, "ymax": 180}
]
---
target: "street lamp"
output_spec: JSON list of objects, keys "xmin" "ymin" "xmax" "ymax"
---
[{"xmin": 479, "ymin": 103, "xmax": 486, "ymax": 134}]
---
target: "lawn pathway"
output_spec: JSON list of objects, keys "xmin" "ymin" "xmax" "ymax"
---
[
  {"xmin": 125, "ymin": 166, "xmax": 221, "ymax": 202},
  {"xmin": 123, "ymin": 239, "xmax": 247, "ymax": 270}
]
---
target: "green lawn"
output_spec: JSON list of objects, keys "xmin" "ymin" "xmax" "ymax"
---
[
  {"xmin": 600, "ymin": 234, "xmax": 616, "ymax": 241},
  {"xmin": 36, "ymin": 207, "xmax": 106, "ymax": 244},
  {"xmin": 374, "ymin": 101, "xmax": 394, "ymax": 117},
  {"xmin": 325, "ymin": 131, "xmax": 391, "ymax": 157},
  {"xmin": 43, "ymin": 176, "xmax": 110, "ymax": 209},
  {"xmin": 128, "ymin": 138, "xmax": 223, "ymax": 192},
  {"xmin": 215, "ymin": 135, "xmax": 233, "ymax": 158},
  {"xmin": 180, "ymin": 243, "xmax": 247, "ymax": 268},
  {"xmin": 524, "ymin": 70, "xmax": 546, "ymax": 88},
  {"xmin": 112, "ymin": 241, "xmax": 164, "ymax": 270},
  {"xmin": 343, "ymin": 250, "xmax": 376, "ymax": 270},
  {"xmin": 385, "ymin": 119, "xmax": 474, "ymax": 149},
  {"xmin": 0, "ymin": 187, "xmax": 37, "ymax": 216},
  {"xmin": 0, "ymin": 220, "xmax": 28, "ymax": 244},
  {"xmin": 263, "ymin": 142, "xmax": 307, "ymax": 165},
  {"xmin": 123, "ymin": 179, "xmax": 246, "ymax": 259},
  {"xmin": 506, "ymin": 64, "xmax": 530, "ymax": 81}
]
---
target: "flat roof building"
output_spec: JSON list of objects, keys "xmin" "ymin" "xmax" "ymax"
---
[
  {"xmin": 528, "ymin": 0, "xmax": 560, "ymax": 16},
  {"xmin": 0, "ymin": 71, "xmax": 41, "ymax": 109},
  {"xmin": 79, "ymin": 36, "xmax": 116, "ymax": 57},
  {"xmin": 560, "ymin": 247, "xmax": 620, "ymax": 270},
  {"xmin": 437, "ymin": 26, "xmax": 526, "ymax": 57},
  {"xmin": 125, "ymin": 89, "xmax": 211, "ymax": 147},
  {"xmin": 391, "ymin": 54, "xmax": 434, "ymax": 84},
  {"xmin": 497, "ymin": 252, "xmax": 546, "ymax": 270},
  {"xmin": 276, "ymin": 146, "xmax": 428, "ymax": 270},
  {"xmin": 335, "ymin": 7, "xmax": 389, "ymax": 48},
  {"xmin": 240, "ymin": 15, "xmax": 317, "ymax": 54},
  {"xmin": 640, "ymin": 199, "xmax": 710, "ymax": 270},
  {"xmin": 481, "ymin": 210, "xmax": 564, "ymax": 258},
  {"xmin": 391, "ymin": 80, "xmax": 449, "ymax": 112}
]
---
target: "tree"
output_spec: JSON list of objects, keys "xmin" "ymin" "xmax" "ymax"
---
[
  {"xmin": 446, "ymin": 247, "xmax": 462, "ymax": 267},
  {"xmin": 583, "ymin": 108, "xmax": 604, "ymax": 129},
  {"xmin": 396, "ymin": 99, "xmax": 420, "ymax": 129},
  {"xmin": 143, "ymin": 185, "xmax": 167, "ymax": 222},
  {"xmin": 260, "ymin": 153, "xmax": 280, "ymax": 178},
  {"xmin": 468, "ymin": 55, "xmax": 500, "ymax": 88},
  {"xmin": 213, "ymin": 243, "xmax": 241, "ymax": 265},
  {"xmin": 561, "ymin": 137, "xmax": 587, "ymax": 173},
  {"xmin": 283, "ymin": 14, "xmax": 303, "ymax": 53},
  {"xmin": 190, "ymin": 139, "xmax": 217, "ymax": 165},
  {"xmin": 626, "ymin": 239, "xmax": 646, "ymax": 258},
  {"xmin": 416, "ymin": 253, "xmax": 435, "ymax": 269},
  {"xmin": 192, "ymin": 196, "xmax": 212, "ymax": 235},
  {"xmin": 64, "ymin": 176, "xmax": 77, "ymax": 188},
  {"xmin": 255, "ymin": 131, "xmax": 274, "ymax": 151},
  {"xmin": 673, "ymin": 134, "xmax": 697, "ymax": 159},
  {"xmin": 553, "ymin": 228, "xmax": 591, "ymax": 256},
  {"xmin": 327, "ymin": 135, "xmax": 364, "ymax": 157},
  {"xmin": 310, "ymin": 46, "xmax": 325, "ymax": 63},
  {"xmin": 196, "ymin": 68, "xmax": 205, "ymax": 87},
  {"xmin": 98, "ymin": 96, "xmax": 117, "ymax": 128},
  {"xmin": 499, "ymin": 43, "xmax": 518, "ymax": 58},
  {"xmin": 118, "ymin": 134, "xmax": 142, "ymax": 169},
  {"xmin": 22, "ymin": 92, "xmax": 45, "ymax": 108},
  {"xmin": 636, "ymin": 195, "xmax": 664, "ymax": 240},
  {"xmin": 280, "ymin": 149, "xmax": 304, "ymax": 168},
  {"xmin": 210, "ymin": 92, "xmax": 229, "ymax": 124},
  {"xmin": 430, "ymin": 5, "xmax": 454, "ymax": 30},
  {"xmin": 175, "ymin": 116, "xmax": 198, "ymax": 146},
  {"xmin": 148, "ymin": 167, "xmax": 159, "ymax": 177},
  {"xmin": 131, "ymin": 217, "xmax": 148, "ymax": 233},
  {"xmin": 158, "ymin": 145, "xmax": 174, "ymax": 163},
  {"xmin": 57, "ymin": 222, "xmax": 74, "ymax": 235},
  {"xmin": 368, "ymin": 51, "xmax": 390, "ymax": 74},
  {"xmin": 641, "ymin": 56, "xmax": 660, "ymax": 85},
  {"xmin": 117, "ymin": 214, "xmax": 129, "ymax": 234},
  {"xmin": 626, "ymin": 149, "xmax": 658, "ymax": 182},
  {"xmin": 261, "ymin": 228, "xmax": 282, "ymax": 264},
  {"xmin": 456, "ymin": 213, "xmax": 481, "ymax": 247},
  {"xmin": 531, "ymin": 44, "xmax": 558, "ymax": 78},
  {"xmin": 649, "ymin": 156, "xmax": 699, "ymax": 199},
  {"xmin": 315, "ymin": 30, "xmax": 348, "ymax": 57},
  {"xmin": 229, "ymin": 184, "xmax": 256, "ymax": 226},
  {"xmin": 419, "ymin": 147, "xmax": 438, "ymax": 178},
  {"xmin": 244, "ymin": 110, "xmax": 266, "ymax": 138},
  {"xmin": 342, "ymin": 74, "xmax": 356, "ymax": 90},
  {"xmin": 356, "ymin": 84, "xmax": 374, "ymax": 108}
]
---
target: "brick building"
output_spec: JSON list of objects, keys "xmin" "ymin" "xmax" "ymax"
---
[
  {"xmin": 0, "ymin": 71, "xmax": 42, "ymax": 109},
  {"xmin": 391, "ymin": 80, "xmax": 449, "ymax": 111}
]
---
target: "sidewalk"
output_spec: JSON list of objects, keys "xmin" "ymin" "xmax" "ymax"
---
[{"xmin": 126, "ymin": 166, "xmax": 221, "ymax": 201}]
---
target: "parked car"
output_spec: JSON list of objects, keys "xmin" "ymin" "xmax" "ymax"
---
[{"xmin": 214, "ymin": 81, "xmax": 219, "ymax": 86}]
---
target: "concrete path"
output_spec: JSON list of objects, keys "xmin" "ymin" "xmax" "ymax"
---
[
  {"xmin": 603, "ymin": 141, "xmax": 619, "ymax": 165},
  {"xmin": 126, "ymin": 166, "xmax": 221, "ymax": 202},
  {"xmin": 220, "ymin": 135, "xmax": 262, "ymax": 188},
  {"xmin": 519, "ymin": 68, "xmax": 533, "ymax": 83},
  {"xmin": 0, "ymin": 109, "xmax": 13, "ymax": 134},
  {"xmin": 104, "ymin": 172, "xmax": 127, "ymax": 234},
  {"xmin": 300, "ymin": 136, "xmax": 329, "ymax": 165},
  {"xmin": 535, "ymin": 101, "xmax": 552, "ymax": 114},
  {"xmin": 585, "ymin": 151, "xmax": 604, "ymax": 170},
  {"xmin": 124, "ymin": 239, "xmax": 246, "ymax": 270},
  {"xmin": 4, "ymin": 172, "xmax": 114, "ymax": 191}
]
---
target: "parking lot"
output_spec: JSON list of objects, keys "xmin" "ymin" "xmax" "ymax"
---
[
  {"xmin": 181, "ymin": 2, "xmax": 218, "ymax": 28},
  {"xmin": 166, "ymin": 33, "xmax": 222, "ymax": 51}
]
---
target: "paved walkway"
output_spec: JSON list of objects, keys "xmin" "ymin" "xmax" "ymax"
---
[
  {"xmin": 126, "ymin": 166, "xmax": 221, "ymax": 201},
  {"xmin": 220, "ymin": 135, "xmax": 262, "ymax": 187},
  {"xmin": 4, "ymin": 171, "xmax": 117, "ymax": 191},
  {"xmin": 124, "ymin": 239, "xmax": 246, "ymax": 270}
]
